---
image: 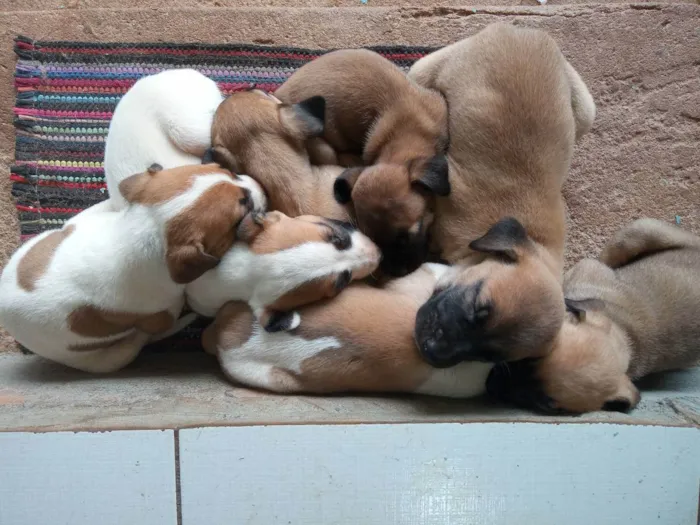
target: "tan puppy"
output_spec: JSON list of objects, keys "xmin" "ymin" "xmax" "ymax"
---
[
  {"xmin": 275, "ymin": 49, "xmax": 450, "ymax": 277},
  {"xmin": 202, "ymin": 263, "xmax": 492, "ymax": 396},
  {"xmin": 486, "ymin": 218, "xmax": 700, "ymax": 414},
  {"xmin": 209, "ymin": 89, "xmax": 350, "ymax": 222},
  {"xmin": 409, "ymin": 23, "xmax": 596, "ymax": 365}
]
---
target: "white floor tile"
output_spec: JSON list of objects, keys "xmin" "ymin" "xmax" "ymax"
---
[
  {"xmin": 0, "ymin": 430, "xmax": 177, "ymax": 525},
  {"xmin": 180, "ymin": 423, "xmax": 699, "ymax": 525}
]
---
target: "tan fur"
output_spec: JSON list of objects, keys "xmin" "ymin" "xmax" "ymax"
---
[
  {"xmin": 202, "ymin": 301, "xmax": 253, "ymax": 355},
  {"xmin": 244, "ymin": 212, "xmax": 338, "ymax": 255},
  {"xmin": 165, "ymin": 181, "xmax": 250, "ymax": 283},
  {"xmin": 119, "ymin": 163, "xmax": 228, "ymax": 205},
  {"xmin": 67, "ymin": 305, "xmax": 175, "ymax": 339},
  {"xmin": 68, "ymin": 332, "xmax": 141, "ymax": 353},
  {"xmin": 409, "ymin": 23, "xmax": 595, "ymax": 361},
  {"xmin": 16, "ymin": 225, "xmax": 75, "ymax": 291},
  {"xmin": 275, "ymin": 49, "xmax": 449, "ymax": 276},
  {"xmin": 211, "ymin": 91, "xmax": 350, "ymax": 221},
  {"xmin": 536, "ymin": 219, "xmax": 700, "ymax": 413}
]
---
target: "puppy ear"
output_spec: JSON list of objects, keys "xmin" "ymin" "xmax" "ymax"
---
[
  {"xmin": 564, "ymin": 297, "xmax": 606, "ymax": 322},
  {"xmin": 167, "ymin": 242, "xmax": 220, "ymax": 284},
  {"xmin": 469, "ymin": 217, "xmax": 529, "ymax": 262},
  {"xmin": 119, "ymin": 171, "xmax": 151, "ymax": 204},
  {"xmin": 147, "ymin": 163, "xmax": 163, "ymax": 174},
  {"xmin": 333, "ymin": 167, "xmax": 363, "ymax": 204},
  {"xmin": 602, "ymin": 376, "xmax": 640, "ymax": 413},
  {"xmin": 409, "ymin": 154, "xmax": 450, "ymax": 196},
  {"xmin": 207, "ymin": 146, "xmax": 240, "ymax": 173},
  {"xmin": 279, "ymin": 96, "xmax": 326, "ymax": 139}
]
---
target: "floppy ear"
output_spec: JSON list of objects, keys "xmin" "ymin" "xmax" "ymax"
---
[
  {"xmin": 119, "ymin": 171, "xmax": 153, "ymax": 204},
  {"xmin": 333, "ymin": 167, "xmax": 363, "ymax": 204},
  {"xmin": 167, "ymin": 242, "xmax": 220, "ymax": 284},
  {"xmin": 564, "ymin": 297, "xmax": 606, "ymax": 322},
  {"xmin": 602, "ymin": 376, "xmax": 640, "ymax": 413},
  {"xmin": 279, "ymin": 96, "xmax": 326, "ymax": 139},
  {"xmin": 409, "ymin": 154, "xmax": 450, "ymax": 196},
  {"xmin": 469, "ymin": 217, "xmax": 529, "ymax": 262},
  {"xmin": 207, "ymin": 146, "xmax": 240, "ymax": 173}
]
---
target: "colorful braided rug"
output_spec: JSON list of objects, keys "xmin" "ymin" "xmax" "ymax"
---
[{"xmin": 11, "ymin": 36, "xmax": 433, "ymax": 352}]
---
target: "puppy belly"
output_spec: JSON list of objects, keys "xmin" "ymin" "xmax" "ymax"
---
[{"xmin": 415, "ymin": 362, "xmax": 493, "ymax": 398}]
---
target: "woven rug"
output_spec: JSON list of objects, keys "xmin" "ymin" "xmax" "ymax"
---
[{"xmin": 11, "ymin": 36, "xmax": 433, "ymax": 352}]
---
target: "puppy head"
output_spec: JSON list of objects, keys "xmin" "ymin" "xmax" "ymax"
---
[
  {"xmin": 333, "ymin": 155, "xmax": 449, "ymax": 277},
  {"xmin": 237, "ymin": 211, "xmax": 381, "ymax": 329},
  {"xmin": 209, "ymin": 89, "xmax": 325, "ymax": 173},
  {"xmin": 486, "ymin": 300, "xmax": 640, "ymax": 414},
  {"xmin": 414, "ymin": 217, "xmax": 565, "ymax": 366},
  {"xmin": 119, "ymin": 163, "xmax": 254, "ymax": 284}
]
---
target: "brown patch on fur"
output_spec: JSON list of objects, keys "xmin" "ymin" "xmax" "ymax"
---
[
  {"xmin": 267, "ymin": 275, "xmax": 342, "ymax": 312},
  {"xmin": 288, "ymin": 284, "xmax": 432, "ymax": 394},
  {"xmin": 247, "ymin": 213, "xmax": 330, "ymax": 255},
  {"xmin": 165, "ymin": 181, "xmax": 250, "ymax": 284},
  {"xmin": 211, "ymin": 91, "xmax": 349, "ymax": 220},
  {"xmin": 203, "ymin": 301, "xmax": 254, "ymax": 355},
  {"xmin": 68, "ymin": 305, "xmax": 175, "ymax": 338},
  {"xmin": 119, "ymin": 163, "xmax": 231, "ymax": 205},
  {"xmin": 68, "ymin": 331, "xmax": 141, "ymax": 352},
  {"xmin": 17, "ymin": 225, "xmax": 75, "ymax": 291}
]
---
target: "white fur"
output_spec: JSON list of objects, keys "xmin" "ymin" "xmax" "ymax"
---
[
  {"xmin": 415, "ymin": 363, "xmax": 492, "ymax": 397},
  {"xmin": 186, "ymin": 230, "xmax": 379, "ymax": 318},
  {"xmin": 0, "ymin": 170, "xmax": 235, "ymax": 373},
  {"xmin": 218, "ymin": 324, "xmax": 342, "ymax": 391},
  {"xmin": 104, "ymin": 69, "xmax": 224, "ymax": 209}
]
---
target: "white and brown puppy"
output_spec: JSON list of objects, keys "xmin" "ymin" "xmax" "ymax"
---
[
  {"xmin": 218, "ymin": 51, "xmax": 450, "ymax": 277},
  {"xmin": 0, "ymin": 163, "xmax": 253, "ymax": 373},
  {"xmin": 487, "ymin": 218, "xmax": 700, "ymax": 414},
  {"xmin": 208, "ymin": 89, "xmax": 349, "ymax": 221},
  {"xmin": 104, "ymin": 68, "xmax": 265, "ymax": 212},
  {"xmin": 186, "ymin": 211, "xmax": 381, "ymax": 332},
  {"xmin": 203, "ymin": 263, "xmax": 492, "ymax": 396},
  {"xmin": 409, "ymin": 23, "xmax": 596, "ymax": 366}
]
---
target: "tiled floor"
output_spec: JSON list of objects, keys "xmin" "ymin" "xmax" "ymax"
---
[{"xmin": 1, "ymin": 422, "xmax": 698, "ymax": 524}]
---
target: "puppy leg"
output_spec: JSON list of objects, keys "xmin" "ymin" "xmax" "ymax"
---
[
  {"xmin": 59, "ymin": 333, "xmax": 150, "ymax": 373},
  {"xmin": 564, "ymin": 60, "xmax": 596, "ymax": 141},
  {"xmin": 600, "ymin": 218, "xmax": 700, "ymax": 269}
]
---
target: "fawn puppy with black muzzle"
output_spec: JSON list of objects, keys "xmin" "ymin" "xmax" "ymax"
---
[
  {"xmin": 486, "ymin": 218, "xmax": 700, "ymax": 414},
  {"xmin": 274, "ymin": 49, "xmax": 450, "ymax": 277},
  {"xmin": 409, "ymin": 23, "xmax": 596, "ymax": 366}
]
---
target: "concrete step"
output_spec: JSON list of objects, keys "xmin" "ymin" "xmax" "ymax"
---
[{"xmin": 0, "ymin": 352, "xmax": 698, "ymax": 431}]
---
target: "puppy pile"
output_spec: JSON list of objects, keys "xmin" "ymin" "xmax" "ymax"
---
[{"xmin": 2, "ymin": 23, "xmax": 698, "ymax": 414}]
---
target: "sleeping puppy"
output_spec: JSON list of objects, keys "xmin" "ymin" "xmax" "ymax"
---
[
  {"xmin": 104, "ymin": 68, "xmax": 265, "ymax": 212},
  {"xmin": 202, "ymin": 263, "xmax": 492, "ymax": 396},
  {"xmin": 208, "ymin": 89, "xmax": 350, "ymax": 221},
  {"xmin": 274, "ymin": 49, "xmax": 450, "ymax": 277},
  {"xmin": 409, "ymin": 23, "xmax": 596, "ymax": 365},
  {"xmin": 186, "ymin": 211, "xmax": 381, "ymax": 332},
  {"xmin": 0, "ymin": 163, "xmax": 255, "ymax": 373},
  {"xmin": 486, "ymin": 218, "xmax": 700, "ymax": 414}
]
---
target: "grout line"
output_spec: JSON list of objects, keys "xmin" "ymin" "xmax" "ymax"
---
[{"xmin": 174, "ymin": 429, "xmax": 183, "ymax": 525}]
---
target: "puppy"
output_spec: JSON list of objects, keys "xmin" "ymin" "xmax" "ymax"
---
[
  {"xmin": 0, "ymin": 164, "xmax": 254, "ymax": 373},
  {"xmin": 409, "ymin": 23, "xmax": 596, "ymax": 365},
  {"xmin": 275, "ymin": 49, "xmax": 450, "ymax": 277},
  {"xmin": 487, "ymin": 218, "xmax": 700, "ymax": 414},
  {"xmin": 202, "ymin": 263, "xmax": 492, "ymax": 396},
  {"xmin": 209, "ymin": 89, "xmax": 350, "ymax": 222},
  {"xmin": 104, "ymin": 69, "xmax": 265, "ymax": 212},
  {"xmin": 186, "ymin": 211, "xmax": 381, "ymax": 332}
]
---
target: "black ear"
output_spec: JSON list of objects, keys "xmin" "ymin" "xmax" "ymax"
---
[
  {"xmin": 280, "ymin": 96, "xmax": 326, "ymax": 138},
  {"xmin": 264, "ymin": 310, "xmax": 299, "ymax": 333},
  {"xmin": 468, "ymin": 217, "xmax": 529, "ymax": 262},
  {"xmin": 207, "ymin": 146, "xmax": 240, "ymax": 173},
  {"xmin": 564, "ymin": 298, "xmax": 606, "ymax": 322},
  {"xmin": 333, "ymin": 167, "xmax": 363, "ymax": 204},
  {"xmin": 410, "ymin": 154, "xmax": 450, "ymax": 196}
]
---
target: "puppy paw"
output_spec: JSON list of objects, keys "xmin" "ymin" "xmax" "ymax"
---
[{"xmin": 262, "ymin": 310, "xmax": 301, "ymax": 333}]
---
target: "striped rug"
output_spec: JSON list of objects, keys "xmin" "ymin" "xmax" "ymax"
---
[{"xmin": 11, "ymin": 36, "xmax": 432, "ymax": 352}]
